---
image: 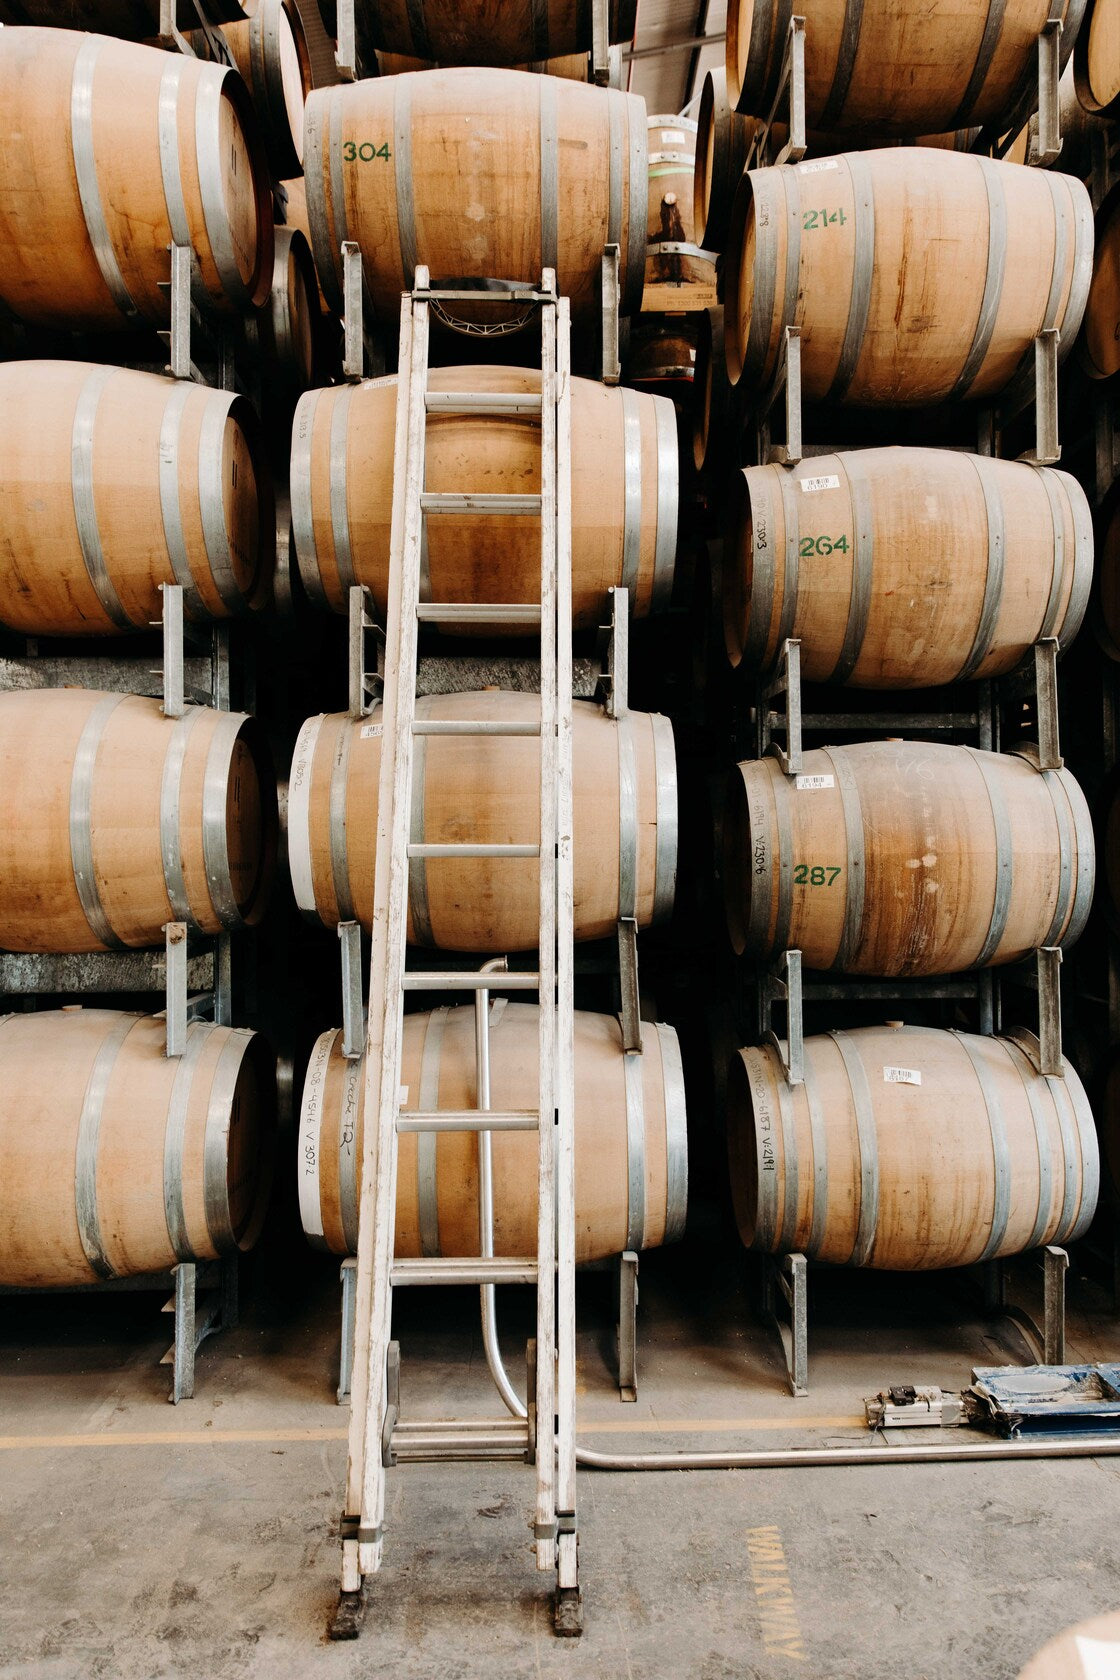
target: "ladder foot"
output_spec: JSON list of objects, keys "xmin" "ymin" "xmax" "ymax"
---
[
  {"xmin": 553, "ymin": 1586, "xmax": 584, "ymax": 1638},
  {"xmin": 328, "ymin": 1584, "xmax": 369, "ymax": 1641}
]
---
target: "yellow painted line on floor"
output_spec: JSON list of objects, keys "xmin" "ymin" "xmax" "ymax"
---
[{"xmin": 0, "ymin": 1416, "xmax": 864, "ymax": 1451}]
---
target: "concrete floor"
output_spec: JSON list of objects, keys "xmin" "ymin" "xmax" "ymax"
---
[{"xmin": 3, "ymin": 1228, "xmax": 1120, "ymax": 1680}]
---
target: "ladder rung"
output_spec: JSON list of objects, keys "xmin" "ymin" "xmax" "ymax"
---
[
  {"xmin": 425, "ymin": 391, "xmax": 543, "ymax": 416},
  {"xmin": 416, "ymin": 602, "xmax": 542, "ymax": 625},
  {"xmin": 391, "ymin": 1257, "xmax": 539, "ymax": 1286},
  {"xmin": 396, "ymin": 1109, "xmax": 540, "ymax": 1133},
  {"xmin": 411, "ymin": 719, "xmax": 541, "ymax": 737},
  {"xmin": 406, "ymin": 842, "xmax": 539, "ymax": 859},
  {"xmin": 401, "ymin": 971, "xmax": 540, "ymax": 992},
  {"xmin": 389, "ymin": 1417, "xmax": 531, "ymax": 1463},
  {"xmin": 421, "ymin": 492, "xmax": 542, "ymax": 516}
]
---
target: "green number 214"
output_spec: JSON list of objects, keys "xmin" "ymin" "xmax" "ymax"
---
[{"xmin": 343, "ymin": 141, "xmax": 392, "ymax": 162}]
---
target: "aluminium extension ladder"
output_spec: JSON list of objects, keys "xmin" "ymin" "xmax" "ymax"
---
[{"xmin": 332, "ymin": 266, "xmax": 581, "ymax": 1638}]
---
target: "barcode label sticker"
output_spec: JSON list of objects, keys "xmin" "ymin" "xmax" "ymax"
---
[
  {"xmin": 799, "ymin": 158, "xmax": 840, "ymax": 174},
  {"xmin": 884, "ymin": 1067, "xmax": 922, "ymax": 1086},
  {"xmin": 360, "ymin": 722, "xmax": 383, "ymax": 739},
  {"xmin": 662, "ymin": 129, "xmax": 687, "ymax": 145},
  {"xmin": 796, "ymin": 773, "xmax": 834, "ymax": 790},
  {"xmin": 799, "ymin": 474, "xmax": 840, "ymax": 493}
]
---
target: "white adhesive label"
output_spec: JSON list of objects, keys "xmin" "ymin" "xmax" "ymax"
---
[
  {"xmin": 799, "ymin": 474, "xmax": 840, "ymax": 493},
  {"xmin": 399, "ymin": 1085, "xmax": 409, "ymax": 1106},
  {"xmin": 662, "ymin": 129, "xmax": 687, "ymax": 145},
  {"xmin": 799, "ymin": 158, "xmax": 840, "ymax": 174},
  {"xmin": 884, "ymin": 1067, "xmax": 922, "ymax": 1087},
  {"xmin": 689, "ymin": 348, "xmax": 697, "ymax": 362},
  {"xmin": 795, "ymin": 773, "xmax": 834, "ymax": 790},
  {"xmin": 360, "ymin": 722, "xmax": 384, "ymax": 739}
]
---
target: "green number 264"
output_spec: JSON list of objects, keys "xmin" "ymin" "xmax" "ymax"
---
[{"xmin": 343, "ymin": 141, "xmax": 392, "ymax": 162}]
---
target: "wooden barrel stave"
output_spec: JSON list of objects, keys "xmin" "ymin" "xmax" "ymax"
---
[
  {"xmin": 728, "ymin": 1025, "xmax": 1098, "ymax": 1269},
  {"xmin": 724, "ymin": 741, "xmax": 1094, "ymax": 975},
  {"xmin": 0, "ymin": 28, "xmax": 273, "ymax": 331},
  {"xmin": 288, "ymin": 692, "xmax": 678, "ymax": 950},
  {"xmin": 0, "ymin": 1008, "xmax": 274, "ymax": 1287},
  {"xmin": 351, "ymin": 0, "xmax": 638, "ymax": 66},
  {"xmin": 0, "ymin": 690, "xmax": 277, "ymax": 951},
  {"xmin": 290, "ymin": 365, "xmax": 678, "ymax": 625},
  {"xmin": 723, "ymin": 447, "xmax": 1094, "ymax": 685},
  {"xmin": 1081, "ymin": 183, "xmax": 1120, "ymax": 381},
  {"xmin": 298, "ymin": 1005, "xmax": 688, "ymax": 1260},
  {"xmin": 0, "ymin": 359, "xmax": 274, "ymax": 636},
  {"xmin": 192, "ymin": 0, "xmax": 313, "ymax": 180}
]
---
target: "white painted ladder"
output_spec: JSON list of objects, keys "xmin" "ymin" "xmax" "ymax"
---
[{"xmin": 332, "ymin": 267, "xmax": 580, "ymax": 1638}]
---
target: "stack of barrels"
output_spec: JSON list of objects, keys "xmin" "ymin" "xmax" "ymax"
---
[
  {"xmin": 0, "ymin": 13, "xmax": 286, "ymax": 1289},
  {"xmin": 697, "ymin": 0, "xmax": 1110, "ymax": 1274}
]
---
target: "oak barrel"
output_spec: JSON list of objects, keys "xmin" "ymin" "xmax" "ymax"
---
[
  {"xmin": 0, "ymin": 0, "xmax": 245, "ymax": 31},
  {"xmin": 728, "ymin": 1025, "xmax": 1097, "ymax": 1269},
  {"xmin": 1075, "ymin": 0, "xmax": 1120, "ymax": 115},
  {"xmin": 623, "ymin": 315, "xmax": 700, "ymax": 402},
  {"xmin": 191, "ymin": 0, "xmax": 313, "ymax": 179},
  {"xmin": 645, "ymin": 113, "xmax": 714, "ymax": 295},
  {"xmin": 291, "ymin": 366, "xmax": 677, "ymax": 626},
  {"xmin": 724, "ymin": 149, "xmax": 1094, "ymax": 403},
  {"xmin": 347, "ymin": 0, "xmax": 637, "ymax": 65},
  {"xmin": 695, "ymin": 68, "xmax": 753, "ymax": 252},
  {"xmin": 0, "ymin": 690, "xmax": 277, "ymax": 952},
  {"xmin": 1097, "ymin": 481, "xmax": 1120, "ymax": 661},
  {"xmin": 0, "ymin": 28, "xmax": 274, "ymax": 330},
  {"xmin": 692, "ymin": 306, "xmax": 736, "ymax": 476},
  {"xmin": 288, "ymin": 692, "xmax": 677, "ymax": 950},
  {"xmin": 724, "ymin": 447, "xmax": 1093, "ymax": 685},
  {"xmin": 298, "ymin": 1006, "xmax": 688, "ymax": 1259},
  {"xmin": 280, "ymin": 176, "xmax": 332, "ymax": 313},
  {"xmin": 724, "ymin": 741, "xmax": 1094, "ymax": 975},
  {"xmin": 0, "ymin": 1008, "xmax": 274, "ymax": 1287},
  {"xmin": 1080, "ymin": 183, "xmax": 1120, "ymax": 380},
  {"xmin": 303, "ymin": 69, "xmax": 647, "ymax": 330},
  {"xmin": 1018, "ymin": 1611, "xmax": 1120, "ymax": 1679},
  {"xmin": 726, "ymin": 0, "xmax": 1084, "ymax": 136},
  {"xmin": 254, "ymin": 226, "xmax": 319, "ymax": 389},
  {"xmin": 0, "ymin": 360, "xmax": 274, "ymax": 637}
]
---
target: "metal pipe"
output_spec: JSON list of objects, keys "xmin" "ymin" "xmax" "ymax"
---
[
  {"xmin": 575, "ymin": 1436, "xmax": 1120, "ymax": 1471},
  {"xmin": 623, "ymin": 30, "xmax": 725, "ymax": 61},
  {"xmin": 475, "ymin": 959, "xmax": 527, "ymax": 1421}
]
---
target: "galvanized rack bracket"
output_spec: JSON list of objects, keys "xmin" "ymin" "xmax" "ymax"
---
[
  {"xmin": 978, "ymin": 12, "xmax": 1063, "ymax": 167},
  {"xmin": 981, "ymin": 1245, "xmax": 1069, "ymax": 1366},
  {"xmin": 600, "ymin": 245, "xmax": 621, "ymax": 386},
  {"xmin": 590, "ymin": 0, "xmax": 612, "ymax": 85},
  {"xmin": 596, "ymin": 586, "xmax": 643, "ymax": 1055},
  {"xmin": 334, "ymin": 0, "xmax": 359, "ymax": 79},
  {"xmin": 158, "ymin": 243, "xmax": 238, "ymax": 390},
  {"xmin": 342, "ymin": 245, "xmax": 385, "ymax": 381},
  {"xmin": 160, "ymin": 1257, "xmax": 239, "ymax": 1402},
  {"xmin": 745, "ymin": 15, "xmax": 807, "ymax": 171},
  {"xmin": 976, "ymin": 330, "xmax": 1062, "ymax": 466},
  {"xmin": 157, "ymin": 0, "xmax": 236, "ymax": 65},
  {"xmin": 759, "ymin": 1253, "xmax": 808, "ymax": 1397}
]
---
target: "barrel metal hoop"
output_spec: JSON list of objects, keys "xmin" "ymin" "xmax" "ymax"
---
[
  {"xmin": 158, "ymin": 56, "xmax": 206, "ymax": 311},
  {"xmin": 296, "ymin": 1028, "xmax": 335, "ymax": 1246},
  {"xmin": 200, "ymin": 710, "xmax": 251, "ymax": 929},
  {"xmin": 764, "ymin": 0, "xmax": 795, "ymax": 112},
  {"xmin": 1002, "ymin": 1033, "xmax": 1056, "ymax": 1252},
  {"xmin": 745, "ymin": 176, "xmax": 778, "ymax": 385},
  {"xmin": 198, "ymin": 389, "xmax": 245, "ymax": 612},
  {"xmin": 160, "ymin": 707, "xmax": 206, "ymax": 922},
  {"xmin": 623, "ymin": 94, "xmax": 650, "ymax": 315},
  {"xmin": 825, "ymin": 154, "xmax": 875, "ymax": 404},
  {"xmin": 202, "ymin": 1029, "xmax": 253, "ymax": 1252},
  {"xmin": 1056, "ymin": 472, "xmax": 1094, "ymax": 648},
  {"xmin": 329, "ymin": 714, "xmax": 357, "ymax": 924},
  {"xmin": 948, "ymin": 159, "xmax": 1006, "ymax": 401},
  {"xmin": 952, "ymin": 1031, "xmax": 1012, "ymax": 1263},
  {"xmin": 957, "ymin": 454, "xmax": 1005, "ymax": 682},
  {"xmin": 742, "ymin": 470, "xmax": 778, "ymax": 673},
  {"xmin": 163, "ymin": 1022, "xmax": 212, "ymax": 1260},
  {"xmin": 328, "ymin": 385, "xmax": 357, "ymax": 596},
  {"xmin": 195, "ymin": 68, "xmax": 249, "ymax": 307},
  {"xmin": 772, "ymin": 762, "xmax": 796, "ymax": 956},
  {"xmin": 741, "ymin": 765, "xmax": 775, "ymax": 957},
  {"xmin": 408, "ymin": 722, "xmax": 434, "ymax": 944},
  {"xmin": 71, "ymin": 36, "xmax": 138, "ymax": 319},
  {"xmin": 617, "ymin": 710, "xmax": 638, "ymax": 923},
  {"xmin": 827, "ymin": 748, "xmax": 865, "ymax": 972},
  {"xmin": 769, "ymin": 1068, "xmax": 797, "ymax": 1253},
  {"xmin": 404, "ymin": 0, "xmax": 434, "ymax": 59},
  {"xmin": 1062, "ymin": 768, "xmax": 1096, "ymax": 948},
  {"xmin": 338, "ymin": 1049, "xmax": 364, "ymax": 1255},
  {"xmin": 539, "ymin": 76, "xmax": 559, "ymax": 280},
  {"xmin": 646, "ymin": 115, "xmax": 700, "ymax": 131},
  {"xmin": 745, "ymin": 1047, "xmax": 781, "ymax": 1251},
  {"xmin": 69, "ymin": 694, "xmax": 129, "ymax": 950},
  {"xmin": 158, "ymin": 382, "xmax": 209, "ymax": 617},
  {"xmin": 416, "ymin": 1005, "xmax": 450, "ymax": 1258},
  {"xmin": 744, "ymin": 0, "xmax": 774, "ymax": 113},
  {"xmin": 650, "ymin": 712, "xmax": 678, "ymax": 925},
  {"xmin": 1039, "ymin": 169, "xmax": 1071, "ymax": 341},
  {"xmin": 619, "ymin": 386, "xmax": 643, "ymax": 600},
  {"xmin": 1060, "ymin": 1065, "xmax": 1099, "ymax": 1244},
  {"xmin": 71, "ymin": 366, "xmax": 133, "ymax": 633},
  {"xmin": 304, "ymin": 97, "xmax": 340, "ymax": 314},
  {"xmin": 819, "ymin": 0, "xmax": 867, "ymax": 130},
  {"xmin": 775, "ymin": 464, "xmax": 800, "ymax": 652},
  {"xmin": 651, "ymin": 396, "xmax": 679, "ymax": 612},
  {"xmin": 74, "ymin": 1012, "xmax": 139, "ymax": 1280},
  {"xmin": 622, "ymin": 1033, "xmax": 648, "ymax": 1252},
  {"xmin": 289, "ymin": 391, "xmax": 327, "ymax": 607},
  {"xmin": 829, "ymin": 1030, "xmax": 878, "ymax": 1267},
  {"xmin": 950, "ymin": 0, "xmax": 1008, "ymax": 126},
  {"xmin": 831, "ymin": 454, "xmax": 873, "ymax": 685},
  {"xmin": 393, "ymin": 78, "xmax": 418, "ymax": 290},
  {"xmin": 965, "ymin": 746, "xmax": 1014, "ymax": 967},
  {"xmin": 1047, "ymin": 1068, "xmax": 1081, "ymax": 1246},
  {"xmin": 647, "ymin": 154, "xmax": 697, "ymax": 171},
  {"xmin": 655, "ymin": 1021, "xmax": 689, "ymax": 1244},
  {"xmin": 1036, "ymin": 467, "xmax": 1067, "ymax": 644},
  {"xmin": 1059, "ymin": 174, "xmax": 1095, "ymax": 350},
  {"xmin": 287, "ymin": 714, "xmax": 323, "ymax": 918},
  {"xmin": 804, "ymin": 1069, "xmax": 829, "ymax": 1257},
  {"xmin": 1039, "ymin": 768, "xmax": 1073, "ymax": 949}
]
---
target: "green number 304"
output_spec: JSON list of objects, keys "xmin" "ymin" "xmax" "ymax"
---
[{"xmin": 343, "ymin": 141, "xmax": 392, "ymax": 162}]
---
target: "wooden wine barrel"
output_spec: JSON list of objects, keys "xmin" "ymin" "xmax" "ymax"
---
[
  {"xmin": 0, "ymin": 29, "xmax": 274, "ymax": 331},
  {"xmin": 298, "ymin": 1005, "xmax": 687, "ymax": 1259},
  {"xmin": 692, "ymin": 306, "xmax": 736, "ymax": 476},
  {"xmin": 724, "ymin": 447, "xmax": 1093, "ymax": 686},
  {"xmin": 724, "ymin": 741, "xmax": 1093, "ymax": 975},
  {"xmin": 303, "ymin": 69, "xmax": 648, "ymax": 330},
  {"xmin": 645, "ymin": 113, "xmax": 714, "ymax": 296},
  {"xmin": 724, "ymin": 149, "xmax": 1094, "ymax": 404},
  {"xmin": 726, "ymin": 0, "xmax": 1084, "ymax": 136},
  {"xmin": 0, "ymin": 1008, "xmax": 273, "ymax": 1287},
  {"xmin": 192, "ymin": 0, "xmax": 313, "ymax": 180},
  {"xmin": 695, "ymin": 68, "xmax": 754, "ymax": 253},
  {"xmin": 377, "ymin": 46, "xmax": 625, "ymax": 83},
  {"xmin": 1018, "ymin": 1611, "xmax": 1120, "ymax": 1679},
  {"xmin": 350, "ymin": 0, "xmax": 637, "ymax": 65},
  {"xmin": 0, "ymin": 690, "xmax": 277, "ymax": 952},
  {"xmin": 0, "ymin": 360, "xmax": 274, "ymax": 637},
  {"xmin": 1080, "ymin": 183, "xmax": 1120, "ymax": 380},
  {"xmin": 728, "ymin": 1024, "xmax": 1097, "ymax": 1269},
  {"xmin": 0, "ymin": 0, "xmax": 245, "ymax": 32},
  {"xmin": 1097, "ymin": 482, "xmax": 1120, "ymax": 661},
  {"xmin": 254, "ymin": 226, "xmax": 319, "ymax": 389},
  {"xmin": 280, "ymin": 176, "xmax": 332, "ymax": 314},
  {"xmin": 288, "ymin": 692, "xmax": 677, "ymax": 950},
  {"xmin": 291, "ymin": 365, "xmax": 677, "ymax": 627},
  {"xmin": 1075, "ymin": 0, "xmax": 1120, "ymax": 115},
  {"xmin": 623, "ymin": 315, "xmax": 700, "ymax": 403}
]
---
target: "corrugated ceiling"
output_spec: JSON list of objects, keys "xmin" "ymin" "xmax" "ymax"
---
[{"xmin": 625, "ymin": 0, "xmax": 726, "ymax": 121}]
